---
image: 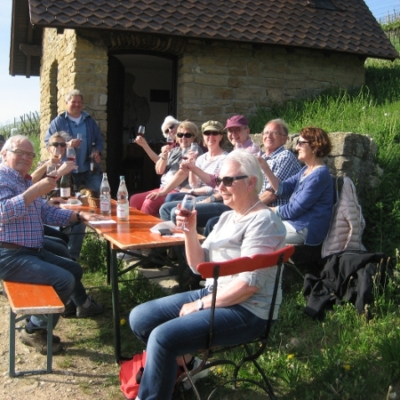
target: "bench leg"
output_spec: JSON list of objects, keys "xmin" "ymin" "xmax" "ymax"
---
[
  {"xmin": 9, "ymin": 310, "xmax": 16, "ymax": 377},
  {"xmin": 46, "ymin": 314, "xmax": 54, "ymax": 373}
]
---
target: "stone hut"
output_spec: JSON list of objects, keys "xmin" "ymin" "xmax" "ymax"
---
[{"xmin": 9, "ymin": 0, "xmax": 397, "ymax": 192}]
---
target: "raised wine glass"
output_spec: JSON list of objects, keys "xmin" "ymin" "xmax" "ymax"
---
[
  {"xmin": 76, "ymin": 133, "xmax": 83, "ymax": 147},
  {"xmin": 181, "ymin": 147, "xmax": 190, "ymax": 161},
  {"xmin": 180, "ymin": 194, "xmax": 196, "ymax": 231},
  {"xmin": 138, "ymin": 125, "xmax": 146, "ymax": 137},
  {"xmin": 53, "ymin": 145, "xmax": 63, "ymax": 160},
  {"xmin": 66, "ymin": 147, "xmax": 78, "ymax": 171},
  {"xmin": 190, "ymin": 142, "xmax": 199, "ymax": 158},
  {"xmin": 46, "ymin": 163, "xmax": 58, "ymax": 179},
  {"xmin": 167, "ymin": 134, "xmax": 175, "ymax": 148}
]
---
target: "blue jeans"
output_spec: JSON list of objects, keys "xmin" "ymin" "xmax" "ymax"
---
[
  {"xmin": 71, "ymin": 170, "xmax": 102, "ymax": 192},
  {"xmin": 164, "ymin": 192, "xmax": 187, "ymax": 202},
  {"xmin": 0, "ymin": 247, "xmax": 88, "ymax": 328},
  {"xmin": 159, "ymin": 200, "xmax": 230, "ymax": 227},
  {"xmin": 129, "ymin": 288, "xmax": 267, "ymax": 400},
  {"xmin": 62, "ymin": 223, "xmax": 86, "ymax": 260}
]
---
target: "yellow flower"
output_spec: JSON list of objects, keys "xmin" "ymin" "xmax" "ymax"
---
[
  {"xmin": 120, "ymin": 318, "xmax": 126, "ymax": 325},
  {"xmin": 343, "ymin": 364, "xmax": 351, "ymax": 371},
  {"xmin": 217, "ymin": 367, "xmax": 223, "ymax": 375},
  {"xmin": 287, "ymin": 354, "xmax": 295, "ymax": 360}
]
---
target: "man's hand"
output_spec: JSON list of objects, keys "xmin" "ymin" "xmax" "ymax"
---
[
  {"xmin": 259, "ymin": 190, "xmax": 277, "ymax": 206},
  {"xmin": 67, "ymin": 139, "xmax": 81, "ymax": 148},
  {"xmin": 36, "ymin": 177, "xmax": 58, "ymax": 196},
  {"xmin": 80, "ymin": 211, "xmax": 110, "ymax": 221},
  {"xmin": 93, "ymin": 151, "xmax": 101, "ymax": 163},
  {"xmin": 47, "ymin": 197, "xmax": 67, "ymax": 207}
]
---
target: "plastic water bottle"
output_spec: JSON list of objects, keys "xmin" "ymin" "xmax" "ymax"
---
[
  {"xmin": 117, "ymin": 176, "xmax": 129, "ymax": 221},
  {"xmin": 100, "ymin": 173, "xmax": 111, "ymax": 216}
]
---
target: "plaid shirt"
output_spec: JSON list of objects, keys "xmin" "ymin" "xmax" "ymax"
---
[
  {"xmin": 0, "ymin": 164, "xmax": 73, "ymax": 248},
  {"xmin": 261, "ymin": 147, "xmax": 302, "ymax": 206}
]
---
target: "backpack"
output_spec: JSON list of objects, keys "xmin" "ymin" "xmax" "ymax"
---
[{"xmin": 119, "ymin": 351, "xmax": 147, "ymax": 400}]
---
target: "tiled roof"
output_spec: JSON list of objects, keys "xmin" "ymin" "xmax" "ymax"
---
[{"xmin": 27, "ymin": 0, "xmax": 397, "ymax": 60}]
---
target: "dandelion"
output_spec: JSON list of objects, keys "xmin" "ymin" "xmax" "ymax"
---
[
  {"xmin": 343, "ymin": 364, "xmax": 351, "ymax": 371},
  {"xmin": 120, "ymin": 318, "xmax": 126, "ymax": 325},
  {"xmin": 287, "ymin": 354, "xmax": 295, "ymax": 360},
  {"xmin": 217, "ymin": 367, "xmax": 223, "ymax": 375}
]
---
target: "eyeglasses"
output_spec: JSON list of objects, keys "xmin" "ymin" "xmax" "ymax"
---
[
  {"xmin": 263, "ymin": 131, "xmax": 281, "ymax": 137},
  {"xmin": 203, "ymin": 131, "xmax": 221, "ymax": 136},
  {"xmin": 177, "ymin": 132, "xmax": 194, "ymax": 139},
  {"xmin": 227, "ymin": 127, "xmax": 246, "ymax": 134},
  {"xmin": 7, "ymin": 149, "xmax": 36, "ymax": 159},
  {"xmin": 164, "ymin": 124, "xmax": 176, "ymax": 134},
  {"xmin": 296, "ymin": 140, "xmax": 310, "ymax": 147},
  {"xmin": 51, "ymin": 142, "xmax": 67, "ymax": 147},
  {"xmin": 215, "ymin": 175, "xmax": 248, "ymax": 187}
]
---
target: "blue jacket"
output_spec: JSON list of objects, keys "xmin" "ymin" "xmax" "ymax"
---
[
  {"xmin": 277, "ymin": 165, "xmax": 333, "ymax": 246},
  {"xmin": 44, "ymin": 111, "xmax": 104, "ymax": 161}
]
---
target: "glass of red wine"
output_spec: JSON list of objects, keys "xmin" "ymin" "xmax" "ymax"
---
[
  {"xmin": 66, "ymin": 147, "xmax": 77, "ymax": 170},
  {"xmin": 180, "ymin": 194, "xmax": 196, "ymax": 231},
  {"xmin": 138, "ymin": 125, "xmax": 145, "ymax": 137},
  {"xmin": 46, "ymin": 163, "xmax": 58, "ymax": 179},
  {"xmin": 167, "ymin": 134, "xmax": 175, "ymax": 148},
  {"xmin": 53, "ymin": 145, "xmax": 63, "ymax": 160},
  {"xmin": 181, "ymin": 147, "xmax": 190, "ymax": 161}
]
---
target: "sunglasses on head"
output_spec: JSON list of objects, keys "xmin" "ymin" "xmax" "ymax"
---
[
  {"xmin": 215, "ymin": 175, "xmax": 248, "ymax": 187},
  {"xmin": 51, "ymin": 142, "xmax": 67, "ymax": 147},
  {"xmin": 203, "ymin": 130, "xmax": 221, "ymax": 136},
  {"xmin": 177, "ymin": 132, "xmax": 194, "ymax": 138},
  {"xmin": 164, "ymin": 124, "xmax": 176, "ymax": 134}
]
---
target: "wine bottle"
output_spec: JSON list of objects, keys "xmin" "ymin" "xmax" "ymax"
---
[
  {"xmin": 90, "ymin": 142, "xmax": 97, "ymax": 173},
  {"xmin": 100, "ymin": 173, "xmax": 111, "ymax": 216},
  {"xmin": 60, "ymin": 174, "xmax": 71, "ymax": 200},
  {"xmin": 116, "ymin": 176, "xmax": 129, "ymax": 221}
]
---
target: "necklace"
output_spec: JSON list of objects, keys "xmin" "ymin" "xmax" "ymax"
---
[{"xmin": 234, "ymin": 200, "xmax": 261, "ymax": 223}]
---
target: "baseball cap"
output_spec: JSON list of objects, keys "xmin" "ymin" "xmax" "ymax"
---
[
  {"xmin": 224, "ymin": 115, "xmax": 249, "ymax": 130},
  {"xmin": 201, "ymin": 120, "xmax": 224, "ymax": 133}
]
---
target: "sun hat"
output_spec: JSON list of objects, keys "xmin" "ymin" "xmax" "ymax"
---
[
  {"xmin": 201, "ymin": 121, "xmax": 224, "ymax": 133},
  {"xmin": 224, "ymin": 115, "xmax": 249, "ymax": 130}
]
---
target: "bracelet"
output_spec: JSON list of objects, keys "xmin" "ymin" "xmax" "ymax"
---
[
  {"xmin": 266, "ymin": 187, "xmax": 276, "ymax": 194},
  {"xmin": 76, "ymin": 211, "xmax": 82, "ymax": 222}
]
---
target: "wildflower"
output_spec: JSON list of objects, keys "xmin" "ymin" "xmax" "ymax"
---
[
  {"xmin": 343, "ymin": 364, "xmax": 351, "ymax": 371},
  {"xmin": 362, "ymin": 106, "xmax": 366, "ymax": 110},
  {"xmin": 384, "ymin": 113, "xmax": 389, "ymax": 117},
  {"xmin": 287, "ymin": 354, "xmax": 295, "ymax": 360},
  {"xmin": 120, "ymin": 318, "xmax": 126, "ymax": 325},
  {"xmin": 217, "ymin": 367, "xmax": 223, "ymax": 375}
]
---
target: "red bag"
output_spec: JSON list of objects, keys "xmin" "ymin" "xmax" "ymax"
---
[{"xmin": 119, "ymin": 351, "xmax": 147, "ymax": 400}]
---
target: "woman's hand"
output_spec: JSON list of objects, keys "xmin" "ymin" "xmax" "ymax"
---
[
  {"xmin": 135, "ymin": 136, "xmax": 148, "ymax": 148},
  {"xmin": 57, "ymin": 161, "xmax": 78, "ymax": 177},
  {"xmin": 175, "ymin": 204, "xmax": 197, "ymax": 232},
  {"xmin": 146, "ymin": 190, "xmax": 166, "ymax": 200},
  {"xmin": 179, "ymin": 301, "xmax": 199, "ymax": 317}
]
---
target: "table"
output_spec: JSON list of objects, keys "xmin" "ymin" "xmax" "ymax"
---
[{"xmin": 63, "ymin": 201, "xmax": 202, "ymax": 361}]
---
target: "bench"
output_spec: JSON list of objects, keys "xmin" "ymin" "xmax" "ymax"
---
[{"xmin": 1, "ymin": 281, "xmax": 65, "ymax": 377}]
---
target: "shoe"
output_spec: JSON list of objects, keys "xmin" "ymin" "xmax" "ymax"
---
[
  {"xmin": 61, "ymin": 301, "xmax": 77, "ymax": 318},
  {"xmin": 76, "ymin": 296, "xmax": 104, "ymax": 318},
  {"xmin": 20, "ymin": 329, "xmax": 62, "ymax": 355},
  {"xmin": 24, "ymin": 319, "xmax": 60, "ymax": 343},
  {"xmin": 182, "ymin": 357, "xmax": 209, "ymax": 390}
]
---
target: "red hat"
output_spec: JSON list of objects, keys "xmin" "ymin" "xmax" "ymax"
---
[{"xmin": 224, "ymin": 115, "xmax": 249, "ymax": 130}]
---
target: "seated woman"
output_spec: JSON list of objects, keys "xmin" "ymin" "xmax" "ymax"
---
[
  {"xmin": 134, "ymin": 115, "xmax": 180, "ymax": 163},
  {"xmin": 159, "ymin": 120, "xmax": 229, "ymax": 225},
  {"xmin": 129, "ymin": 151, "xmax": 286, "ymax": 399},
  {"xmin": 129, "ymin": 121, "xmax": 203, "ymax": 216},
  {"xmin": 258, "ymin": 126, "xmax": 334, "ymax": 245},
  {"xmin": 32, "ymin": 131, "xmax": 85, "ymax": 260}
]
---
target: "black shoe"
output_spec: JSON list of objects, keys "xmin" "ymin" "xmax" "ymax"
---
[
  {"xmin": 76, "ymin": 296, "xmax": 104, "ymax": 318},
  {"xmin": 61, "ymin": 301, "xmax": 77, "ymax": 318}
]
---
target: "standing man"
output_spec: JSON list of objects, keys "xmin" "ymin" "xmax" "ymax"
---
[
  {"xmin": 44, "ymin": 89, "xmax": 104, "ymax": 192},
  {"xmin": 0, "ymin": 135, "xmax": 105, "ymax": 355}
]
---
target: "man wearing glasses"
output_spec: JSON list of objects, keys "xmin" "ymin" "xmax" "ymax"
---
[
  {"xmin": 44, "ymin": 89, "xmax": 104, "ymax": 193},
  {"xmin": 0, "ymin": 135, "xmax": 105, "ymax": 355}
]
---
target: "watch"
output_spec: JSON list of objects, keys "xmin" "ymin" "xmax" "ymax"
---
[
  {"xmin": 190, "ymin": 189, "xmax": 195, "ymax": 195},
  {"xmin": 196, "ymin": 299, "xmax": 204, "ymax": 310},
  {"xmin": 209, "ymin": 195, "xmax": 216, "ymax": 202}
]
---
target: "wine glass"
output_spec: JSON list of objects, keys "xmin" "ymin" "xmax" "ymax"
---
[
  {"xmin": 248, "ymin": 144, "xmax": 261, "ymax": 156},
  {"xmin": 66, "ymin": 147, "xmax": 77, "ymax": 170},
  {"xmin": 76, "ymin": 133, "xmax": 83, "ymax": 147},
  {"xmin": 138, "ymin": 125, "xmax": 145, "ymax": 137},
  {"xmin": 46, "ymin": 163, "xmax": 58, "ymax": 179},
  {"xmin": 53, "ymin": 145, "xmax": 63, "ymax": 160},
  {"xmin": 181, "ymin": 147, "xmax": 190, "ymax": 161},
  {"xmin": 180, "ymin": 194, "xmax": 196, "ymax": 231},
  {"xmin": 190, "ymin": 143, "xmax": 199, "ymax": 158},
  {"xmin": 166, "ymin": 134, "xmax": 175, "ymax": 148}
]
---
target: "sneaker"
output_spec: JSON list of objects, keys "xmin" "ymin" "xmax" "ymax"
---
[
  {"xmin": 61, "ymin": 301, "xmax": 77, "ymax": 318},
  {"xmin": 182, "ymin": 357, "xmax": 209, "ymax": 390},
  {"xmin": 20, "ymin": 329, "xmax": 62, "ymax": 355},
  {"xmin": 76, "ymin": 296, "xmax": 104, "ymax": 318}
]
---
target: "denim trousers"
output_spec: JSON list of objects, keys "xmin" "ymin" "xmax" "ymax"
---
[
  {"xmin": 159, "ymin": 200, "xmax": 230, "ymax": 227},
  {"xmin": 0, "ymin": 247, "xmax": 87, "ymax": 328},
  {"xmin": 129, "ymin": 288, "xmax": 267, "ymax": 400}
]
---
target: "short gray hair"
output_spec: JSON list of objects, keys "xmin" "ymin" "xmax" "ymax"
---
[
  {"xmin": 48, "ymin": 131, "xmax": 71, "ymax": 144},
  {"xmin": 1, "ymin": 135, "xmax": 35, "ymax": 157},
  {"xmin": 221, "ymin": 150, "xmax": 263, "ymax": 194},
  {"xmin": 65, "ymin": 89, "xmax": 83, "ymax": 102},
  {"xmin": 265, "ymin": 118, "xmax": 289, "ymax": 136}
]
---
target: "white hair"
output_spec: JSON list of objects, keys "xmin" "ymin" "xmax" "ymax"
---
[{"xmin": 161, "ymin": 116, "xmax": 180, "ymax": 138}]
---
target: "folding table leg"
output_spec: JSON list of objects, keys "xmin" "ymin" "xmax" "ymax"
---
[{"xmin": 9, "ymin": 310, "xmax": 16, "ymax": 377}]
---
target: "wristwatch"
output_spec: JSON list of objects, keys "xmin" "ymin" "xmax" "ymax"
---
[
  {"xmin": 196, "ymin": 299, "xmax": 204, "ymax": 310},
  {"xmin": 189, "ymin": 189, "xmax": 195, "ymax": 195},
  {"xmin": 209, "ymin": 195, "xmax": 216, "ymax": 202}
]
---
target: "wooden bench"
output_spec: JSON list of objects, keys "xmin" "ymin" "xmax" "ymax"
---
[{"xmin": 1, "ymin": 281, "xmax": 65, "ymax": 377}]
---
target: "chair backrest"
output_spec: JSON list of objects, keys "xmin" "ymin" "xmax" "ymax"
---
[{"xmin": 197, "ymin": 245, "xmax": 295, "ymax": 279}]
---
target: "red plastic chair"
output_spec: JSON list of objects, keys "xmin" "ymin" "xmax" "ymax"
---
[{"xmin": 179, "ymin": 245, "xmax": 295, "ymax": 399}]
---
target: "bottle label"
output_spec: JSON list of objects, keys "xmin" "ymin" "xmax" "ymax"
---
[
  {"xmin": 60, "ymin": 188, "xmax": 70, "ymax": 198},
  {"xmin": 100, "ymin": 200, "xmax": 110, "ymax": 212},
  {"xmin": 117, "ymin": 204, "xmax": 127, "ymax": 219}
]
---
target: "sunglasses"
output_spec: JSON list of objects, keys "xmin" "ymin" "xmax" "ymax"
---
[
  {"xmin": 177, "ymin": 132, "xmax": 194, "ymax": 139},
  {"xmin": 164, "ymin": 124, "xmax": 176, "ymax": 134},
  {"xmin": 51, "ymin": 142, "xmax": 67, "ymax": 147},
  {"xmin": 297, "ymin": 140, "xmax": 310, "ymax": 147},
  {"xmin": 215, "ymin": 175, "xmax": 248, "ymax": 187},
  {"xmin": 203, "ymin": 131, "xmax": 221, "ymax": 136}
]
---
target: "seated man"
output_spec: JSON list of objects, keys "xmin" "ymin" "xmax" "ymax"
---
[{"xmin": 0, "ymin": 135, "xmax": 106, "ymax": 355}]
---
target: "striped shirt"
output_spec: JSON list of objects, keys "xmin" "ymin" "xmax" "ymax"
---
[{"xmin": 0, "ymin": 164, "xmax": 73, "ymax": 248}]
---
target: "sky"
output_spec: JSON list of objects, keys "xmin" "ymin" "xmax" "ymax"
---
[{"xmin": 0, "ymin": 1, "xmax": 399, "ymax": 127}]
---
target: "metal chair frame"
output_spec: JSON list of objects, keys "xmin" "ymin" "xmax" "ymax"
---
[{"xmin": 178, "ymin": 245, "xmax": 295, "ymax": 399}]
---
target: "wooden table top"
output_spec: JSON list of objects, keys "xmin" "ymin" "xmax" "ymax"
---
[{"xmin": 62, "ymin": 201, "xmax": 202, "ymax": 250}]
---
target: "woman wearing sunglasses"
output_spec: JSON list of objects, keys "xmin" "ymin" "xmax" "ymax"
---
[
  {"xmin": 158, "ymin": 120, "xmax": 230, "ymax": 225},
  {"xmin": 258, "ymin": 126, "xmax": 334, "ymax": 245},
  {"xmin": 129, "ymin": 151, "xmax": 286, "ymax": 399},
  {"xmin": 129, "ymin": 121, "xmax": 202, "ymax": 216}
]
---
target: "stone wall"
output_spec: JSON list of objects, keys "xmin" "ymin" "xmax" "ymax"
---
[
  {"xmin": 253, "ymin": 132, "xmax": 379, "ymax": 193},
  {"xmin": 40, "ymin": 28, "xmax": 108, "ymax": 159}
]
